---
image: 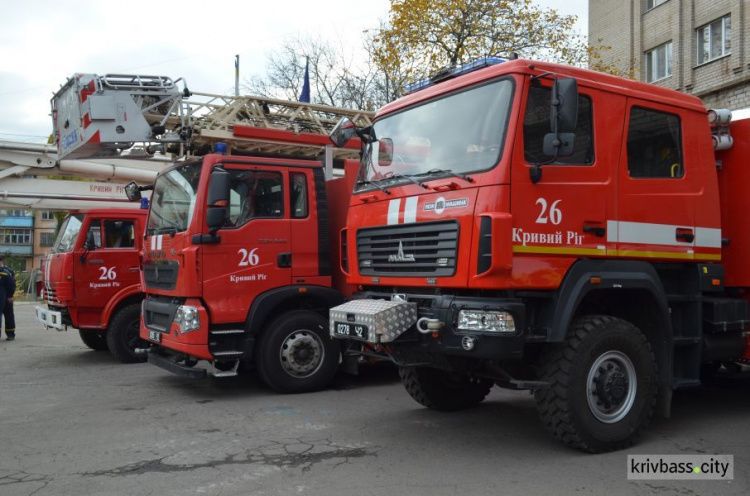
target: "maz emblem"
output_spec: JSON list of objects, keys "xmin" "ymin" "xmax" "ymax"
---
[{"xmin": 388, "ymin": 241, "xmax": 416, "ymax": 263}]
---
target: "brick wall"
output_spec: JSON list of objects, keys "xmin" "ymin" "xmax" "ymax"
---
[{"xmin": 589, "ymin": 0, "xmax": 750, "ymax": 110}]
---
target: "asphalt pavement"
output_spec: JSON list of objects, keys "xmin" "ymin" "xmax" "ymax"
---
[{"xmin": 0, "ymin": 302, "xmax": 748, "ymax": 496}]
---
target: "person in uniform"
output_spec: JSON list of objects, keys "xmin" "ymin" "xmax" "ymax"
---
[{"xmin": 0, "ymin": 255, "xmax": 16, "ymax": 341}]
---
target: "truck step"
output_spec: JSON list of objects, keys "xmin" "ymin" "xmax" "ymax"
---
[
  {"xmin": 212, "ymin": 351, "xmax": 244, "ymax": 358},
  {"xmin": 210, "ymin": 329, "xmax": 245, "ymax": 335},
  {"xmin": 212, "ymin": 370, "xmax": 239, "ymax": 378}
]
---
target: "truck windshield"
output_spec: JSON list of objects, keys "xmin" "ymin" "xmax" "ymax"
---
[
  {"xmin": 359, "ymin": 77, "xmax": 514, "ymax": 190},
  {"xmin": 147, "ymin": 161, "xmax": 202, "ymax": 235},
  {"xmin": 52, "ymin": 214, "xmax": 85, "ymax": 253}
]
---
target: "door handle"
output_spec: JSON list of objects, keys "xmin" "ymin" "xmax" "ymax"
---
[
  {"xmin": 277, "ymin": 253, "xmax": 292, "ymax": 268},
  {"xmin": 582, "ymin": 224, "xmax": 606, "ymax": 237},
  {"xmin": 129, "ymin": 267, "xmax": 140, "ymax": 272},
  {"xmin": 676, "ymin": 228, "xmax": 694, "ymax": 243}
]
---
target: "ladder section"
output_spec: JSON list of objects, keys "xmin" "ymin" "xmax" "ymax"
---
[{"xmin": 52, "ymin": 73, "xmax": 374, "ymax": 161}]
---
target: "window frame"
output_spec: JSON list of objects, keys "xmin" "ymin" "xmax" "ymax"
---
[
  {"xmin": 40, "ymin": 232, "xmax": 56, "ymax": 247},
  {"xmin": 0, "ymin": 228, "xmax": 32, "ymax": 245},
  {"xmin": 645, "ymin": 0, "xmax": 669, "ymax": 12},
  {"xmin": 223, "ymin": 169, "xmax": 285, "ymax": 229},
  {"xmin": 522, "ymin": 83, "xmax": 596, "ymax": 166},
  {"xmin": 289, "ymin": 172, "xmax": 309, "ymax": 219},
  {"xmin": 696, "ymin": 16, "xmax": 731, "ymax": 66},
  {"xmin": 645, "ymin": 42, "xmax": 673, "ymax": 83},
  {"xmin": 102, "ymin": 220, "xmax": 136, "ymax": 249},
  {"xmin": 626, "ymin": 106, "xmax": 684, "ymax": 180}
]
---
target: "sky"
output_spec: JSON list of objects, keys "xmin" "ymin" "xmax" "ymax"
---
[{"xmin": 0, "ymin": 0, "xmax": 588, "ymax": 145}]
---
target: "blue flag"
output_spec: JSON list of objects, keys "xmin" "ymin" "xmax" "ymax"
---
[{"xmin": 299, "ymin": 58, "xmax": 310, "ymax": 103}]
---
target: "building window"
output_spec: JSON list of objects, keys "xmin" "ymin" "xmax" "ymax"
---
[
  {"xmin": 627, "ymin": 106, "xmax": 683, "ymax": 179},
  {"xmin": 40, "ymin": 232, "xmax": 55, "ymax": 247},
  {"xmin": 0, "ymin": 210, "xmax": 31, "ymax": 217},
  {"xmin": 645, "ymin": 42, "xmax": 673, "ymax": 83},
  {"xmin": 697, "ymin": 16, "xmax": 731, "ymax": 65},
  {"xmin": 41, "ymin": 211, "xmax": 55, "ymax": 221},
  {"xmin": 645, "ymin": 0, "xmax": 669, "ymax": 10},
  {"xmin": 0, "ymin": 229, "xmax": 32, "ymax": 245}
]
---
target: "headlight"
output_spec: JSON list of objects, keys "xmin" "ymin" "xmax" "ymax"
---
[
  {"xmin": 174, "ymin": 305, "xmax": 201, "ymax": 334},
  {"xmin": 457, "ymin": 310, "xmax": 515, "ymax": 333}
]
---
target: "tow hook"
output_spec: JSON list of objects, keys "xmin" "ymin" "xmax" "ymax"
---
[{"xmin": 417, "ymin": 318, "xmax": 444, "ymax": 334}]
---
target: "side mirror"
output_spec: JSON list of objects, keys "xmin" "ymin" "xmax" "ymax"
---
[
  {"xmin": 378, "ymin": 138, "xmax": 394, "ymax": 167},
  {"xmin": 207, "ymin": 168, "xmax": 230, "ymax": 206},
  {"xmin": 329, "ymin": 117, "xmax": 357, "ymax": 147},
  {"xmin": 206, "ymin": 208, "xmax": 227, "ymax": 234},
  {"xmin": 551, "ymin": 78, "xmax": 578, "ymax": 134},
  {"xmin": 125, "ymin": 181, "xmax": 141, "ymax": 202},
  {"xmin": 207, "ymin": 167, "xmax": 230, "ymax": 234}
]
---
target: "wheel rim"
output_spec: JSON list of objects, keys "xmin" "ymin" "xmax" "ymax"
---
[
  {"xmin": 279, "ymin": 329, "xmax": 324, "ymax": 378},
  {"xmin": 586, "ymin": 351, "xmax": 637, "ymax": 424}
]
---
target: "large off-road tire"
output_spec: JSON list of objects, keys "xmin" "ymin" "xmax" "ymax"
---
[
  {"xmin": 400, "ymin": 366, "xmax": 493, "ymax": 412},
  {"xmin": 106, "ymin": 304, "xmax": 147, "ymax": 364},
  {"xmin": 255, "ymin": 310, "xmax": 340, "ymax": 393},
  {"xmin": 79, "ymin": 330, "xmax": 109, "ymax": 351},
  {"xmin": 535, "ymin": 315, "xmax": 658, "ymax": 453}
]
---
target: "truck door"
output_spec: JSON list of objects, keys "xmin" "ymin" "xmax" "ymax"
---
[
  {"xmin": 201, "ymin": 165, "xmax": 292, "ymax": 325},
  {"xmin": 74, "ymin": 217, "xmax": 140, "ymax": 321},
  {"xmin": 614, "ymin": 100, "xmax": 699, "ymax": 261},
  {"xmin": 288, "ymin": 168, "xmax": 324, "ymax": 281},
  {"xmin": 510, "ymin": 82, "xmax": 615, "ymax": 287}
]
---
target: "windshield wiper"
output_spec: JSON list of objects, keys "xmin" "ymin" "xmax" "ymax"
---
[
  {"xmin": 386, "ymin": 173, "xmax": 429, "ymax": 189},
  {"xmin": 148, "ymin": 226, "xmax": 178, "ymax": 236},
  {"xmin": 417, "ymin": 168, "xmax": 475, "ymax": 184},
  {"xmin": 356, "ymin": 179, "xmax": 391, "ymax": 195}
]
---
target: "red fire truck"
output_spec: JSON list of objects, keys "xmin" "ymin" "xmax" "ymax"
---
[
  {"xmin": 133, "ymin": 152, "xmax": 357, "ymax": 393},
  {"xmin": 327, "ymin": 57, "xmax": 750, "ymax": 452},
  {"xmin": 36, "ymin": 208, "xmax": 148, "ymax": 363},
  {"xmin": 49, "ymin": 72, "xmax": 372, "ymax": 392}
]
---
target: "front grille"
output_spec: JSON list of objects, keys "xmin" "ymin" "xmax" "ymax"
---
[
  {"xmin": 357, "ymin": 220, "xmax": 459, "ymax": 277},
  {"xmin": 143, "ymin": 297, "xmax": 179, "ymax": 332},
  {"xmin": 143, "ymin": 260, "xmax": 179, "ymax": 290},
  {"xmin": 44, "ymin": 282, "xmax": 72, "ymax": 304}
]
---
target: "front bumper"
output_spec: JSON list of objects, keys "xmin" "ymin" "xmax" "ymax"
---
[
  {"xmin": 146, "ymin": 348, "xmax": 207, "ymax": 379},
  {"xmin": 330, "ymin": 291, "xmax": 526, "ymax": 360},
  {"xmin": 141, "ymin": 297, "xmax": 213, "ymax": 361},
  {"xmin": 35, "ymin": 305, "xmax": 67, "ymax": 331}
]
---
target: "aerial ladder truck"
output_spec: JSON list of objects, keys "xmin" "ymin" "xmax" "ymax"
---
[{"xmin": 47, "ymin": 72, "xmax": 372, "ymax": 392}]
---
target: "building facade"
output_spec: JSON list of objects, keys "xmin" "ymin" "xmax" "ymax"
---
[
  {"xmin": 0, "ymin": 210, "xmax": 58, "ymax": 276},
  {"xmin": 34, "ymin": 210, "xmax": 58, "ymax": 271},
  {"xmin": 589, "ymin": 0, "xmax": 750, "ymax": 110}
]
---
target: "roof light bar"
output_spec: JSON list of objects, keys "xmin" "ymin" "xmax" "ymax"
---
[{"xmin": 404, "ymin": 57, "xmax": 507, "ymax": 95}]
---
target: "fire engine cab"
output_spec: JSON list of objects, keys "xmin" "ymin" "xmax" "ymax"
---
[{"xmin": 328, "ymin": 57, "xmax": 750, "ymax": 452}]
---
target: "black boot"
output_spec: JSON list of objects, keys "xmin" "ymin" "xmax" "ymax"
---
[{"xmin": 6, "ymin": 331, "xmax": 14, "ymax": 341}]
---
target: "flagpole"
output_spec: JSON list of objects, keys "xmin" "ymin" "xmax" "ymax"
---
[{"xmin": 234, "ymin": 54, "xmax": 239, "ymax": 96}]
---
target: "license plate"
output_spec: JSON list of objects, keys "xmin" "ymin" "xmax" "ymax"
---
[
  {"xmin": 334, "ymin": 322, "xmax": 368, "ymax": 340},
  {"xmin": 148, "ymin": 330, "xmax": 162, "ymax": 343}
]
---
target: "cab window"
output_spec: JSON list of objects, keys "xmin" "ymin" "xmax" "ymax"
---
[
  {"xmin": 523, "ymin": 84, "xmax": 594, "ymax": 165},
  {"xmin": 103, "ymin": 220, "xmax": 135, "ymax": 248},
  {"xmin": 85, "ymin": 220, "xmax": 102, "ymax": 249},
  {"xmin": 290, "ymin": 172, "xmax": 308, "ymax": 219},
  {"xmin": 627, "ymin": 107, "xmax": 683, "ymax": 178},
  {"xmin": 227, "ymin": 171, "xmax": 284, "ymax": 227}
]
